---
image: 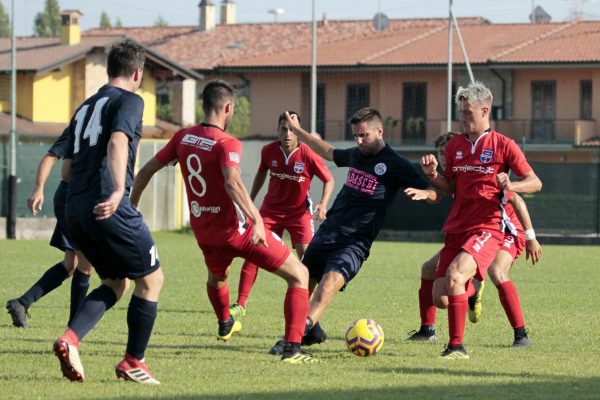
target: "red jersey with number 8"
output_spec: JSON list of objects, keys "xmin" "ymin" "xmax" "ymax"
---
[{"xmin": 155, "ymin": 123, "xmax": 249, "ymax": 245}]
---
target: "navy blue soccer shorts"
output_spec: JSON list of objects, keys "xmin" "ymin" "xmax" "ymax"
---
[
  {"xmin": 50, "ymin": 181, "xmax": 75, "ymax": 252},
  {"xmin": 66, "ymin": 199, "xmax": 159, "ymax": 280},
  {"xmin": 301, "ymin": 229, "xmax": 368, "ymax": 291}
]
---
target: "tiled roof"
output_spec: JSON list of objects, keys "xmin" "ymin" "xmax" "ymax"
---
[{"xmin": 86, "ymin": 18, "xmax": 600, "ymax": 70}]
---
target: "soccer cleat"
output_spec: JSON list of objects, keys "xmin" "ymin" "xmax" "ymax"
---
[
  {"xmin": 406, "ymin": 325, "xmax": 437, "ymax": 342},
  {"xmin": 439, "ymin": 344, "xmax": 470, "ymax": 360},
  {"xmin": 229, "ymin": 303, "xmax": 247, "ymax": 318},
  {"xmin": 53, "ymin": 339, "xmax": 85, "ymax": 382},
  {"xmin": 6, "ymin": 299, "xmax": 30, "ymax": 328},
  {"xmin": 281, "ymin": 343, "xmax": 318, "ymax": 364},
  {"xmin": 512, "ymin": 329, "xmax": 533, "ymax": 348},
  {"xmin": 217, "ymin": 318, "xmax": 242, "ymax": 341},
  {"xmin": 468, "ymin": 280, "xmax": 485, "ymax": 323},
  {"xmin": 302, "ymin": 324, "xmax": 327, "ymax": 347},
  {"xmin": 269, "ymin": 338, "xmax": 286, "ymax": 355},
  {"xmin": 115, "ymin": 353, "xmax": 160, "ymax": 385}
]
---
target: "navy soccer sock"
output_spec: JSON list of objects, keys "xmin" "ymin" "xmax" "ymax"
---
[
  {"xmin": 19, "ymin": 262, "xmax": 70, "ymax": 309},
  {"xmin": 69, "ymin": 285, "xmax": 117, "ymax": 341},
  {"xmin": 126, "ymin": 295, "xmax": 158, "ymax": 360},
  {"xmin": 68, "ymin": 269, "xmax": 91, "ymax": 325}
]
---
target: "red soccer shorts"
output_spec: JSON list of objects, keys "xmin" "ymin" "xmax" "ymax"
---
[
  {"xmin": 437, "ymin": 229, "xmax": 503, "ymax": 281},
  {"xmin": 199, "ymin": 226, "xmax": 290, "ymax": 277},
  {"xmin": 499, "ymin": 231, "xmax": 525, "ymax": 261},
  {"xmin": 261, "ymin": 211, "xmax": 314, "ymax": 247}
]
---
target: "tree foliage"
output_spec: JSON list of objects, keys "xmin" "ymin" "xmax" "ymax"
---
[
  {"xmin": 154, "ymin": 16, "xmax": 169, "ymax": 27},
  {"xmin": 0, "ymin": 2, "xmax": 11, "ymax": 38},
  {"xmin": 99, "ymin": 11, "xmax": 112, "ymax": 28},
  {"xmin": 34, "ymin": 0, "xmax": 61, "ymax": 37},
  {"xmin": 195, "ymin": 95, "xmax": 251, "ymax": 137},
  {"xmin": 115, "ymin": 18, "xmax": 123, "ymax": 28}
]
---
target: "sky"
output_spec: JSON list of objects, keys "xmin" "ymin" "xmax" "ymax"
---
[{"xmin": 7, "ymin": 0, "xmax": 600, "ymax": 36}]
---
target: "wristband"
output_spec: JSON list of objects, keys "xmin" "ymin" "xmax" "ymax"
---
[{"xmin": 524, "ymin": 229, "xmax": 536, "ymax": 241}]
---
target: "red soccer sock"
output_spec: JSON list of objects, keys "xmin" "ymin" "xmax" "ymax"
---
[
  {"xmin": 206, "ymin": 283, "xmax": 230, "ymax": 322},
  {"xmin": 283, "ymin": 287, "xmax": 309, "ymax": 344},
  {"xmin": 418, "ymin": 279, "xmax": 436, "ymax": 326},
  {"xmin": 237, "ymin": 262, "xmax": 259, "ymax": 308},
  {"xmin": 497, "ymin": 281, "xmax": 525, "ymax": 328},
  {"xmin": 447, "ymin": 293, "xmax": 468, "ymax": 346}
]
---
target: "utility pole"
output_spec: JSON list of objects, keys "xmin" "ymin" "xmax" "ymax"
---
[{"xmin": 7, "ymin": 0, "xmax": 17, "ymax": 239}]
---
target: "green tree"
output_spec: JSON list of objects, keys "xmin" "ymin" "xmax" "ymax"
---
[
  {"xmin": 115, "ymin": 18, "xmax": 123, "ymax": 28},
  {"xmin": 154, "ymin": 15, "xmax": 169, "ymax": 27},
  {"xmin": 0, "ymin": 2, "xmax": 11, "ymax": 38},
  {"xmin": 196, "ymin": 95, "xmax": 251, "ymax": 137},
  {"xmin": 99, "ymin": 11, "xmax": 112, "ymax": 28},
  {"xmin": 34, "ymin": 0, "xmax": 61, "ymax": 37}
]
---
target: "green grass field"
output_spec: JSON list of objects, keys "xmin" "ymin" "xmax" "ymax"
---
[{"xmin": 1, "ymin": 232, "xmax": 599, "ymax": 399}]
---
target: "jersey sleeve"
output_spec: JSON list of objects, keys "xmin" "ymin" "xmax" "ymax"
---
[
  {"xmin": 504, "ymin": 139, "xmax": 533, "ymax": 177},
  {"xmin": 397, "ymin": 156, "xmax": 429, "ymax": 189},
  {"xmin": 219, "ymin": 137, "xmax": 243, "ymax": 170},
  {"xmin": 111, "ymin": 94, "xmax": 144, "ymax": 140},
  {"xmin": 47, "ymin": 128, "xmax": 71, "ymax": 159},
  {"xmin": 155, "ymin": 131, "xmax": 183, "ymax": 165},
  {"xmin": 257, "ymin": 145, "xmax": 269, "ymax": 172},
  {"xmin": 333, "ymin": 148, "xmax": 353, "ymax": 167},
  {"xmin": 307, "ymin": 147, "xmax": 333, "ymax": 182}
]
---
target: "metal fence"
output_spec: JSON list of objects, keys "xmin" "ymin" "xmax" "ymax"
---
[{"xmin": 2, "ymin": 136, "xmax": 600, "ymax": 236}]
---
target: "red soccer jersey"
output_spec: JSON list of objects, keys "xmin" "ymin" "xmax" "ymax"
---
[
  {"xmin": 443, "ymin": 130, "xmax": 532, "ymax": 234},
  {"xmin": 259, "ymin": 141, "xmax": 332, "ymax": 218},
  {"xmin": 155, "ymin": 123, "xmax": 249, "ymax": 245}
]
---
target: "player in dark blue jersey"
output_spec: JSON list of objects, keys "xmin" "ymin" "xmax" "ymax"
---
[
  {"xmin": 270, "ymin": 107, "xmax": 439, "ymax": 354},
  {"xmin": 6, "ymin": 128, "xmax": 94, "ymax": 328},
  {"xmin": 52, "ymin": 40, "xmax": 162, "ymax": 385}
]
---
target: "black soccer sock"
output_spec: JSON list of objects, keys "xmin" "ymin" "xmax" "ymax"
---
[
  {"xmin": 19, "ymin": 262, "xmax": 70, "ymax": 309},
  {"xmin": 304, "ymin": 316, "xmax": 314, "ymax": 334},
  {"xmin": 68, "ymin": 269, "xmax": 91, "ymax": 325},
  {"xmin": 126, "ymin": 295, "xmax": 158, "ymax": 360},
  {"xmin": 69, "ymin": 285, "xmax": 117, "ymax": 341}
]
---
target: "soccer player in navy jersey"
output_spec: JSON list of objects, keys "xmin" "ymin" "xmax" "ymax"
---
[
  {"xmin": 421, "ymin": 82, "xmax": 542, "ymax": 359},
  {"xmin": 269, "ymin": 107, "xmax": 438, "ymax": 354},
  {"xmin": 6, "ymin": 128, "xmax": 93, "ymax": 328},
  {"xmin": 230, "ymin": 111, "xmax": 334, "ymax": 318},
  {"xmin": 131, "ymin": 80, "xmax": 317, "ymax": 364},
  {"xmin": 52, "ymin": 40, "xmax": 163, "ymax": 384}
]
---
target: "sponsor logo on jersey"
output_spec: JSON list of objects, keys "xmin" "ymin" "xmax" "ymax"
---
[
  {"xmin": 456, "ymin": 150, "xmax": 463, "ymax": 160},
  {"xmin": 374, "ymin": 163, "xmax": 387, "ymax": 176},
  {"xmin": 270, "ymin": 170, "xmax": 306, "ymax": 182},
  {"xmin": 345, "ymin": 167, "xmax": 378, "ymax": 195},
  {"xmin": 452, "ymin": 165, "xmax": 494, "ymax": 174},
  {"xmin": 229, "ymin": 152, "xmax": 240, "ymax": 163},
  {"xmin": 190, "ymin": 200, "xmax": 221, "ymax": 218},
  {"xmin": 271, "ymin": 160, "xmax": 278, "ymax": 167},
  {"xmin": 294, "ymin": 161, "xmax": 305, "ymax": 173},
  {"xmin": 480, "ymin": 149, "xmax": 494, "ymax": 163},
  {"xmin": 181, "ymin": 134, "xmax": 216, "ymax": 151}
]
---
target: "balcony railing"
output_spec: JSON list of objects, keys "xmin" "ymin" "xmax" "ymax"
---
[{"xmin": 319, "ymin": 118, "xmax": 598, "ymax": 147}]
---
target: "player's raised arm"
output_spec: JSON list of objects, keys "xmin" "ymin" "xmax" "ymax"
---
[
  {"xmin": 508, "ymin": 193, "xmax": 542, "ymax": 265},
  {"xmin": 420, "ymin": 154, "xmax": 454, "ymax": 195},
  {"xmin": 131, "ymin": 157, "xmax": 167, "ymax": 208},
  {"xmin": 223, "ymin": 165, "xmax": 267, "ymax": 247},
  {"xmin": 285, "ymin": 112, "xmax": 335, "ymax": 161},
  {"xmin": 497, "ymin": 170, "xmax": 542, "ymax": 194}
]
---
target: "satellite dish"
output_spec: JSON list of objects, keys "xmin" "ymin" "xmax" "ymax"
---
[{"xmin": 372, "ymin": 12, "xmax": 389, "ymax": 31}]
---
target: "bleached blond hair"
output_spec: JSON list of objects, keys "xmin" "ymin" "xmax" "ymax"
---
[{"xmin": 455, "ymin": 81, "xmax": 493, "ymax": 106}]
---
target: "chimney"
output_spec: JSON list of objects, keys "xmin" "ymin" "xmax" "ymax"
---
[
  {"xmin": 220, "ymin": 0, "xmax": 236, "ymax": 25},
  {"xmin": 60, "ymin": 10, "xmax": 82, "ymax": 45},
  {"xmin": 199, "ymin": 0, "xmax": 216, "ymax": 32}
]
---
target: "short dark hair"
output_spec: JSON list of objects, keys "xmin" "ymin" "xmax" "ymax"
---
[
  {"xmin": 107, "ymin": 40, "xmax": 145, "ymax": 79},
  {"xmin": 278, "ymin": 111, "xmax": 301, "ymax": 127},
  {"xmin": 434, "ymin": 131, "xmax": 458, "ymax": 150},
  {"xmin": 348, "ymin": 107, "xmax": 382, "ymax": 126},
  {"xmin": 202, "ymin": 80, "xmax": 235, "ymax": 114}
]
